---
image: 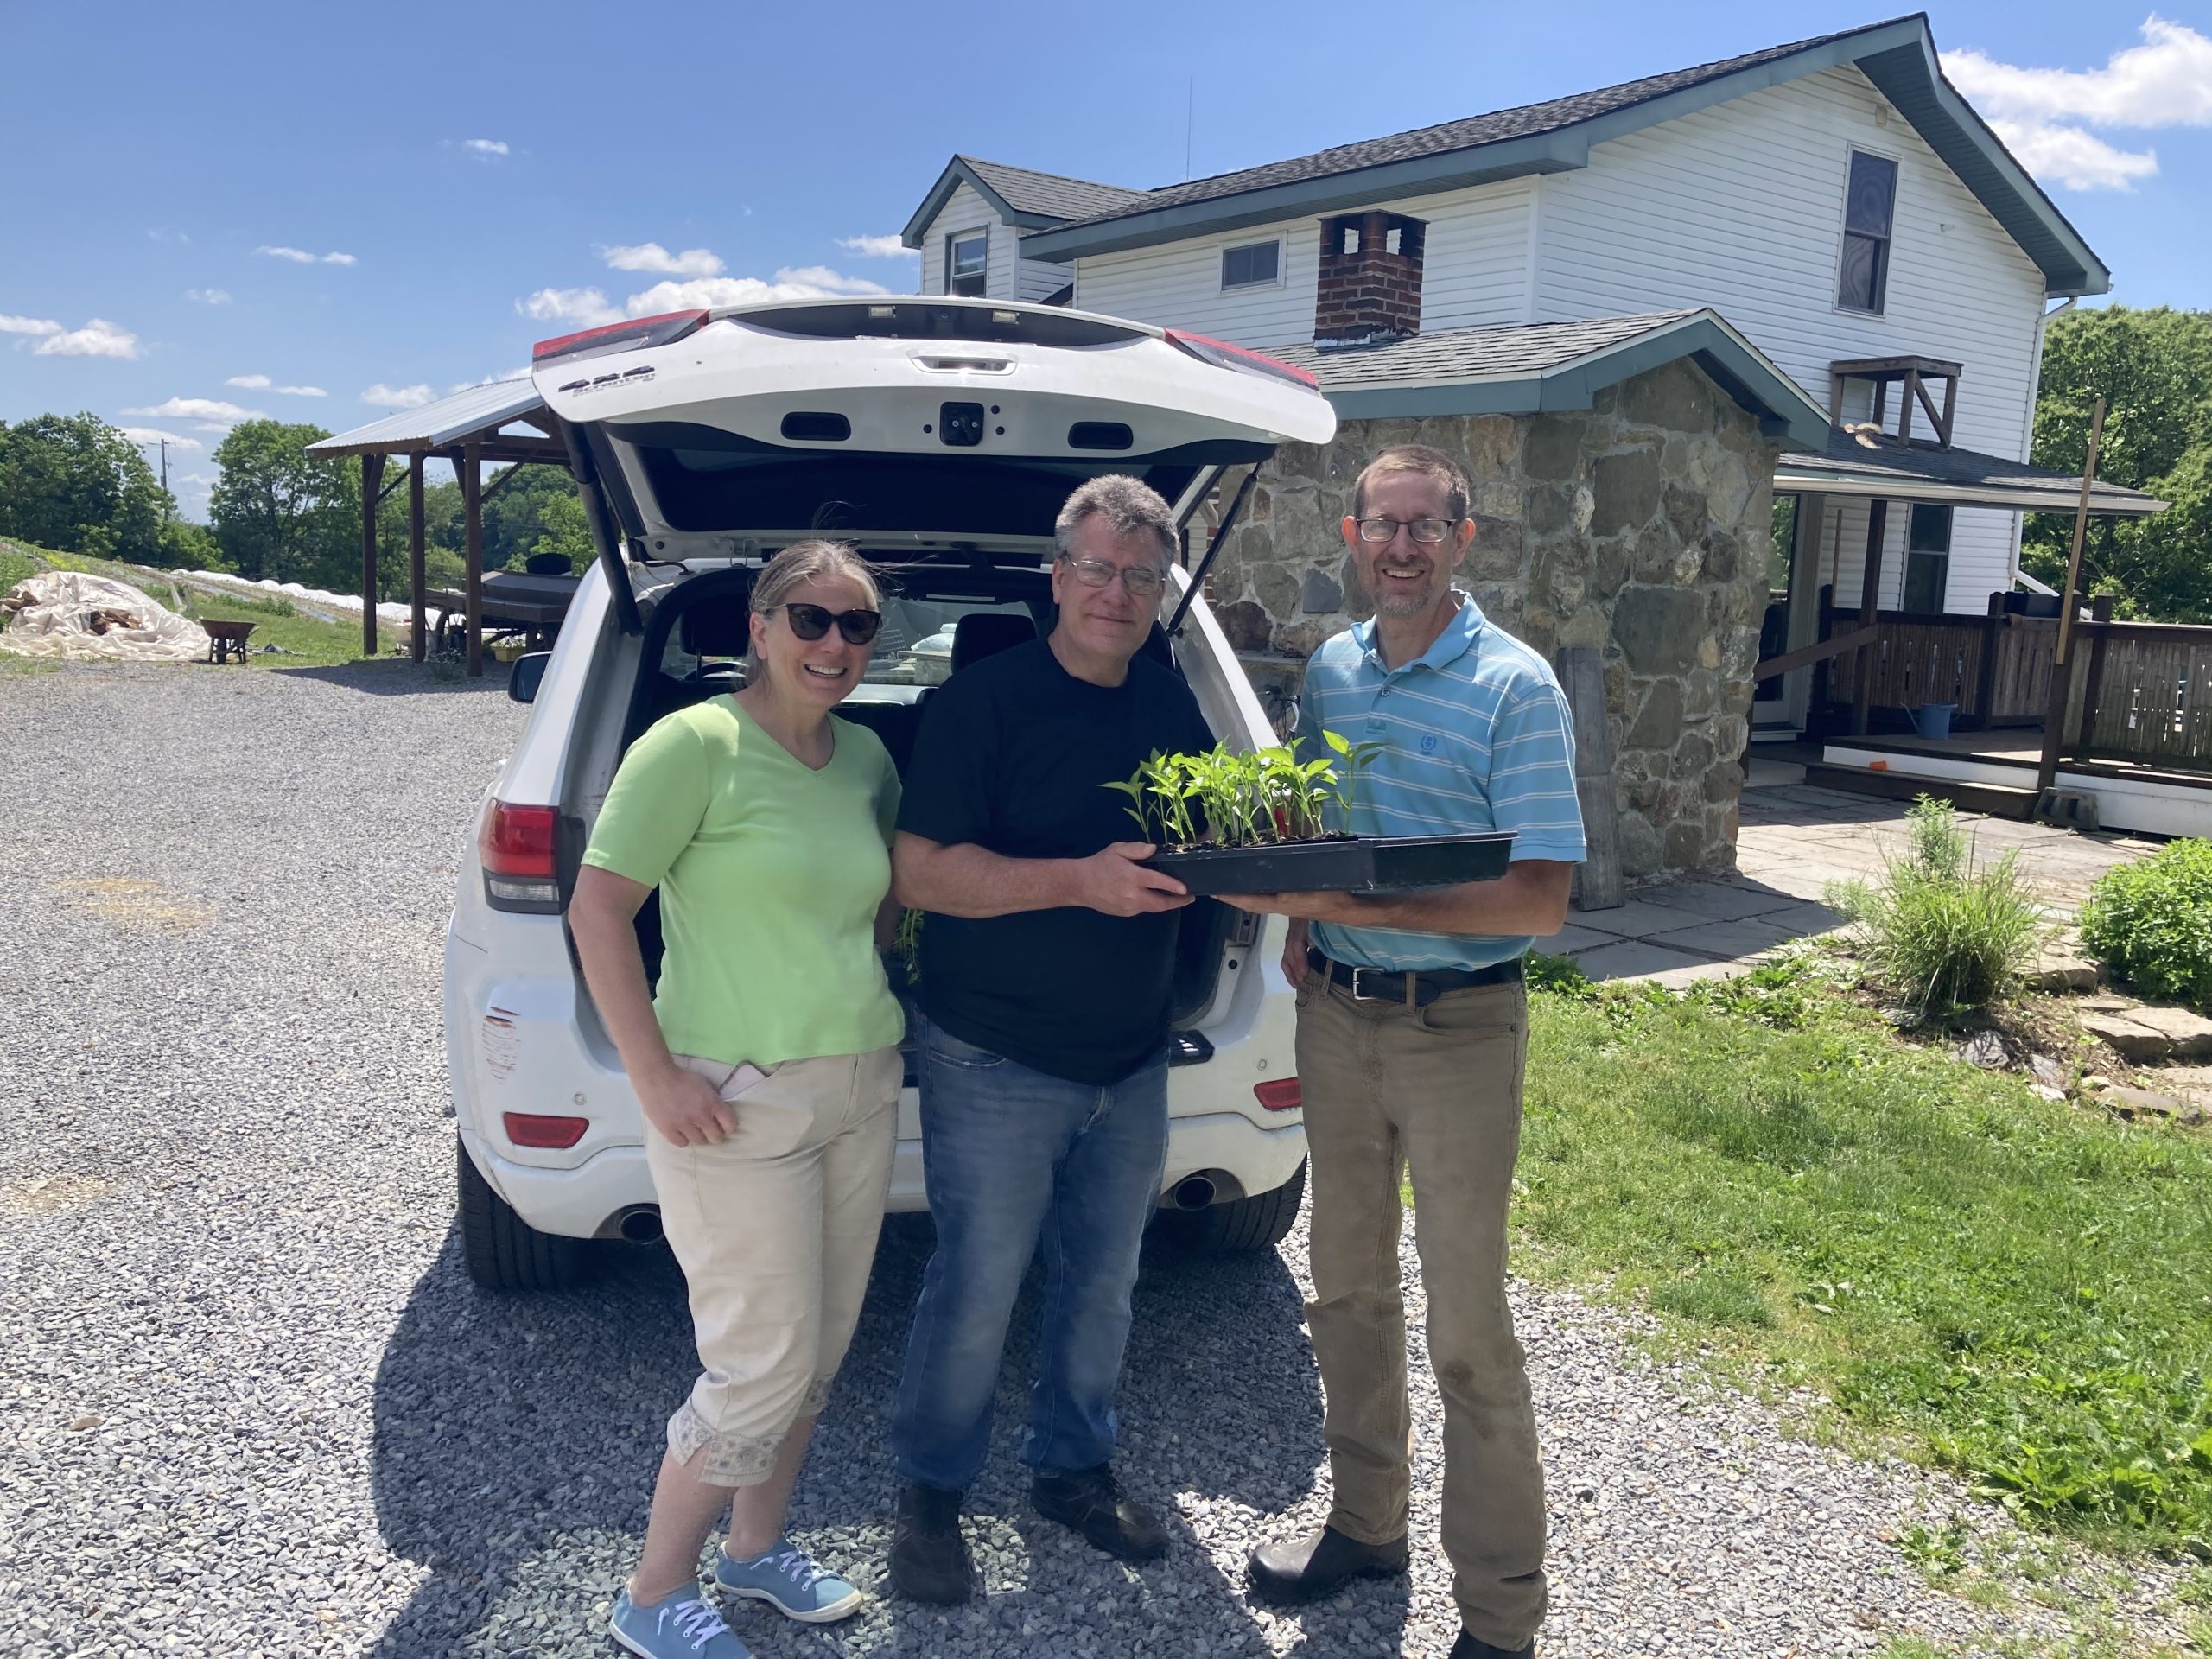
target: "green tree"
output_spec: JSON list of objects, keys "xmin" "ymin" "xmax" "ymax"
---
[
  {"xmin": 2024, "ymin": 306, "xmax": 2212, "ymax": 621},
  {"xmin": 209, "ymin": 421, "xmax": 355, "ymax": 586},
  {"xmin": 518, "ymin": 490, "xmax": 594, "ymax": 574},
  {"xmin": 0, "ymin": 412, "xmax": 173, "ymax": 561}
]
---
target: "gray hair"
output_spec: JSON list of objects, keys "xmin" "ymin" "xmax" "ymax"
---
[
  {"xmin": 745, "ymin": 538, "xmax": 880, "ymax": 681},
  {"xmin": 1052, "ymin": 474, "xmax": 1178, "ymax": 564}
]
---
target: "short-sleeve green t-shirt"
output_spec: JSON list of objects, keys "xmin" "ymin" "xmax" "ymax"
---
[{"xmin": 582, "ymin": 696, "xmax": 904, "ymax": 1067}]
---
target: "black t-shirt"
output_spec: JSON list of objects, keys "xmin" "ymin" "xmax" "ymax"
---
[{"xmin": 898, "ymin": 637, "xmax": 1214, "ymax": 1085}]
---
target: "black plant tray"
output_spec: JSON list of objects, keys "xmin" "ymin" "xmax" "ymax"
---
[{"xmin": 1144, "ymin": 831, "xmax": 1515, "ymax": 897}]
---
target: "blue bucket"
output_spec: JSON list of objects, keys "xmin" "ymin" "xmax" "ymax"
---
[{"xmin": 1913, "ymin": 702, "xmax": 1957, "ymax": 740}]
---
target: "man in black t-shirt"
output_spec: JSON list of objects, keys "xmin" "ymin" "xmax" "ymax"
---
[{"xmin": 886, "ymin": 475, "xmax": 1211, "ymax": 1602}]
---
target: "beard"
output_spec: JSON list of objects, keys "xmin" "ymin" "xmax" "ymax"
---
[{"xmin": 1369, "ymin": 563, "xmax": 1444, "ymax": 616}]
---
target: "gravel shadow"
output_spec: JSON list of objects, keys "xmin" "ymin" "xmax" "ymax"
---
[
  {"xmin": 276, "ymin": 659, "xmax": 518, "ymax": 697},
  {"xmin": 367, "ymin": 1208, "xmax": 1344, "ymax": 1656}
]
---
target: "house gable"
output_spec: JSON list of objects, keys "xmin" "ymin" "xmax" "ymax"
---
[{"xmin": 1018, "ymin": 15, "xmax": 2107, "ymax": 297}]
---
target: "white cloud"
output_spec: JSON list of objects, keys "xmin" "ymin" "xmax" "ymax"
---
[
  {"xmin": 622, "ymin": 267, "xmax": 887, "ymax": 315},
  {"xmin": 601, "ymin": 242, "xmax": 726, "ymax": 276},
  {"xmin": 35, "ymin": 319, "xmax": 141, "ymax": 359},
  {"xmin": 464, "ymin": 138, "xmax": 510, "ymax": 157},
  {"xmin": 0, "ymin": 314, "xmax": 62, "ymax": 336},
  {"xmin": 838, "ymin": 234, "xmax": 915, "ymax": 259},
  {"xmin": 117, "ymin": 426, "xmax": 204, "ymax": 453},
  {"xmin": 147, "ymin": 228, "xmax": 189, "ymax": 245},
  {"xmin": 1944, "ymin": 16, "xmax": 2212, "ymax": 190},
  {"xmin": 226, "ymin": 373, "xmax": 326, "ymax": 396},
  {"xmin": 185, "ymin": 288, "xmax": 231, "ymax": 305},
  {"xmin": 257, "ymin": 245, "xmax": 357, "ymax": 265},
  {"xmin": 518, "ymin": 286, "xmax": 624, "ymax": 327},
  {"xmin": 449, "ymin": 369, "xmax": 533, "ymax": 392},
  {"xmin": 124, "ymin": 396, "xmax": 262, "ymax": 423},
  {"xmin": 362, "ymin": 383, "xmax": 435, "ymax": 409}
]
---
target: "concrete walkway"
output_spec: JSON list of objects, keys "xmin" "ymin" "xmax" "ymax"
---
[{"xmin": 1535, "ymin": 764, "xmax": 2165, "ymax": 986}]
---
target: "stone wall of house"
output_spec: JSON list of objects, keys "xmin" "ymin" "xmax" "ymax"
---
[{"xmin": 1203, "ymin": 359, "xmax": 1781, "ymax": 880}]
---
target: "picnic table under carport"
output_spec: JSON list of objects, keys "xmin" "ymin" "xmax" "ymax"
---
[{"xmin": 306, "ymin": 378, "xmax": 578, "ymax": 677}]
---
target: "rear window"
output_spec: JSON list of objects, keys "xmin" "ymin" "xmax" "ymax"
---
[{"xmin": 623, "ymin": 436, "xmax": 1227, "ymax": 540}]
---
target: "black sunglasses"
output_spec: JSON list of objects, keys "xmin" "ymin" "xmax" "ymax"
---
[{"xmin": 772, "ymin": 602, "xmax": 881, "ymax": 645}]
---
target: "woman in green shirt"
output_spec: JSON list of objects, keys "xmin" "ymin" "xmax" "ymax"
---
[{"xmin": 570, "ymin": 540, "xmax": 904, "ymax": 1658}]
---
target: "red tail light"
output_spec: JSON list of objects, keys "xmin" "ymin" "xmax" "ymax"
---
[
  {"xmin": 504, "ymin": 1111, "xmax": 588, "ymax": 1149},
  {"xmin": 480, "ymin": 801, "xmax": 562, "ymax": 913},
  {"xmin": 533, "ymin": 308, "xmax": 710, "ymax": 366},
  {"xmin": 1253, "ymin": 1077, "xmax": 1303, "ymax": 1112},
  {"xmin": 1164, "ymin": 328, "xmax": 1318, "ymax": 390}
]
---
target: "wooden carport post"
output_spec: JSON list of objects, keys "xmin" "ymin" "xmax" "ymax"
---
[
  {"xmin": 408, "ymin": 457, "xmax": 427, "ymax": 664},
  {"xmin": 462, "ymin": 440, "xmax": 485, "ymax": 677},
  {"xmin": 359, "ymin": 453, "xmax": 385, "ymax": 659}
]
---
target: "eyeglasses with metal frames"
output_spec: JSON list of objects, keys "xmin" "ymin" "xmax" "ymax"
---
[
  {"xmin": 1355, "ymin": 516, "xmax": 1457, "ymax": 545},
  {"xmin": 1058, "ymin": 555, "xmax": 1166, "ymax": 597}
]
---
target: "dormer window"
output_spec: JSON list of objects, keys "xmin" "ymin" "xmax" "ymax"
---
[
  {"xmin": 1837, "ymin": 150, "xmax": 1897, "ymax": 315},
  {"xmin": 946, "ymin": 230, "xmax": 988, "ymax": 297}
]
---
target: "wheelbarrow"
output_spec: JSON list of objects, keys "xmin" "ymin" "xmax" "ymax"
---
[{"xmin": 202, "ymin": 618, "xmax": 256, "ymax": 664}]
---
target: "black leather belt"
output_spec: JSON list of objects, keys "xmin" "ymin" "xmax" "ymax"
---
[{"xmin": 1307, "ymin": 946, "xmax": 1522, "ymax": 1007}]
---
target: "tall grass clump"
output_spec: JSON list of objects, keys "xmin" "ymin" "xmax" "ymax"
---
[
  {"xmin": 2080, "ymin": 837, "xmax": 2212, "ymax": 1007},
  {"xmin": 1827, "ymin": 795, "xmax": 2042, "ymax": 1015}
]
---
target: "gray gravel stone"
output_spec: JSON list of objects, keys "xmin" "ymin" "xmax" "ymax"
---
[{"xmin": 0, "ymin": 662, "xmax": 2194, "ymax": 1657}]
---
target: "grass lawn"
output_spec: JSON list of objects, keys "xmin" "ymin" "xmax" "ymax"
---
[
  {"xmin": 1512, "ymin": 959, "xmax": 2212, "ymax": 1555},
  {"xmin": 1, "ymin": 540, "xmax": 381, "ymax": 668}
]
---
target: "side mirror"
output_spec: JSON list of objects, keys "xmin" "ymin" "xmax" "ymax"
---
[{"xmin": 509, "ymin": 651, "xmax": 552, "ymax": 704}]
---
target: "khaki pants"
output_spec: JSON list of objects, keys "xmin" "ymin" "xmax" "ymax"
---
[
  {"xmin": 648, "ymin": 1045, "xmax": 901, "ymax": 1486},
  {"xmin": 1296, "ymin": 972, "xmax": 1546, "ymax": 1650}
]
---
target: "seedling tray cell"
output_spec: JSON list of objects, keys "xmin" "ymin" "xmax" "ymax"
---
[{"xmin": 1144, "ymin": 831, "xmax": 1515, "ymax": 897}]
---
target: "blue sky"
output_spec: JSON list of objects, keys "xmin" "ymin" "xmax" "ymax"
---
[{"xmin": 4, "ymin": 2, "xmax": 2207, "ymax": 519}]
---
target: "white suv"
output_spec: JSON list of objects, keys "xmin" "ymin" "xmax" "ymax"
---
[{"xmin": 444, "ymin": 296, "xmax": 1337, "ymax": 1289}]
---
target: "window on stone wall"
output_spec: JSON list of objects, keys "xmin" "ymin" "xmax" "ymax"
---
[
  {"xmin": 946, "ymin": 230, "xmax": 988, "ymax": 297},
  {"xmin": 1221, "ymin": 238, "xmax": 1282, "ymax": 290},
  {"xmin": 1904, "ymin": 502, "xmax": 1952, "ymax": 613},
  {"xmin": 1836, "ymin": 150, "xmax": 1897, "ymax": 315}
]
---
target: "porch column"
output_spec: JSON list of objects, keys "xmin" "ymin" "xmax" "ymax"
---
[
  {"xmin": 1850, "ymin": 499, "xmax": 1888, "ymax": 737},
  {"xmin": 1781, "ymin": 493, "xmax": 1824, "ymax": 729},
  {"xmin": 359, "ymin": 453, "xmax": 384, "ymax": 659}
]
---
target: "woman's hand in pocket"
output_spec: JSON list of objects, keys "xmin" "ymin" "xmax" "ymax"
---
[{"xmin": 638, "ymin": 1063, "xmax": 741, "ymax": 1147}]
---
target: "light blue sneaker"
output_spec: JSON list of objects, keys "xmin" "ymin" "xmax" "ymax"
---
[
  {"xmin": 714, "ymin": 1538, "xmax": 865, "ymax": 1623},
  {"xmin": 609, "ymin": 1583, "xmax": 751, "ymax": 1658}
]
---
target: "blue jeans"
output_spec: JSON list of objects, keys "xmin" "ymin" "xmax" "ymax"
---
[{"xmin": 892, "ymin": 1013, "xmax": 1170, "ymax": 1490}]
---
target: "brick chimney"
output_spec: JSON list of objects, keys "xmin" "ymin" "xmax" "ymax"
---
[{"xmin": 1314, "ymin": 210, "xmax": 1426, "ymax": 349}]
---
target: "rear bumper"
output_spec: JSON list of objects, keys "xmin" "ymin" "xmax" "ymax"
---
[{"xmin": 446, "ymin": 912, "xmax": 1307, "ymax": 1241}]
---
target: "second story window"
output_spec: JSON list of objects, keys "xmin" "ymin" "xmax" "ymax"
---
[
  {"xmin": 1220, "ymin": 238, "xmax": 1282, "ymax": 291},
  {"xmin": 946, "ymin": 230, "xmax": 988, "ymax": 297},
  {"xmin": 1837, "ymin": 150, "xmax": 1898, "ymax": 315}
]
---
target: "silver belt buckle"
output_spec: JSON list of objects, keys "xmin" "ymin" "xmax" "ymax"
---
[{"xmin": 1347, "ymin": 966, "xmax": 1401, "ymax": 1002}]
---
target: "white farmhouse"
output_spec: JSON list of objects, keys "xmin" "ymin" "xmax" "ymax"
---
[{"xmin": 902, "ymin": 14, "xmax": 2162, "ymax": 774}]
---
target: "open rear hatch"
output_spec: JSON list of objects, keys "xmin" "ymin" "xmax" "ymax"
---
[{"xmin": 532, "ymin": 297, "xmax": 1336, "ymax": 616}]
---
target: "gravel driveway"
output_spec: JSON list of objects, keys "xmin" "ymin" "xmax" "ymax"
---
[{"xmin": 1, "ymin": 662, "xmax": 2184, "ymax": 1657}]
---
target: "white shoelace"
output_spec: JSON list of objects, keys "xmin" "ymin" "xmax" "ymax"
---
[
  {"xmin": 662, "ymin": 1596, "xmax": 731, "ymax": 1650},
  {"xmin": 772, "ymin": 1548, "xmax": 827, "ymax": 1590}
]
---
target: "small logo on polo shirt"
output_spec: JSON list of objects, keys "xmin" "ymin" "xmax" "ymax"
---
[{"xmin": 1420, "ymin": 734, "xmax": 1439, "ymax": 754}]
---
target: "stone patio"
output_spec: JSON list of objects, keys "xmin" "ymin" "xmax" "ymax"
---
[{"xmin": 1535, "ymin": 769, "xmax": 2164, "ymax": 985}]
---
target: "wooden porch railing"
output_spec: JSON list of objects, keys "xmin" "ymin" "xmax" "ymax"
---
[
  {"xmin": 1811, "ymin": 590, "xmax": 2055, "ymax": 731},
  {"xmin": 1802, "ymin": 589, "xmax": 2212, "ymax": 773}
]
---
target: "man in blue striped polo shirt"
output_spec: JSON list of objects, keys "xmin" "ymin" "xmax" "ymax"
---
[{"xmin": 1225, "ymin": 444, "xmax": 1585, "ymax": 1659}]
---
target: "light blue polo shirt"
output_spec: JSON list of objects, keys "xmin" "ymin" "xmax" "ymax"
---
[{"xmin": 1302, "ymin": 593, "xmax": 1586, "ymax": 972}]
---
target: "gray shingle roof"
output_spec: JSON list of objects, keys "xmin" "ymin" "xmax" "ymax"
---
[
  {"xmin": 1777, "ymin": 428, "xmax": 2168, "ymax": 515},
  {"xmin": 957, "ymin": 156, "xmax": 1149, "ymax": 224},
  {"xmin": 1268, "ymin": 312, "xmax": 1702, "ymax": 385},
  {"xmin": 1051, "ymin": 22, "xmax": 1904, "ymax": 232}
]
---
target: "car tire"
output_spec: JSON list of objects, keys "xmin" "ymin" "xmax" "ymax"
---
[
  {"xmin": 1164, "ymin": 1158, "xmax": 1308, "ymax": 1255},
  {"xmin": 456, "ymin": 1136, "xmax": 587, "ymax": 1291}
]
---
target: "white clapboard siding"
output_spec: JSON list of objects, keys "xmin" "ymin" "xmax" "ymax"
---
[
  {"xmin": 1071, "ymin": 177, "xmax": 1535, "ymax": 347},
  {"xmin": 1533, "ymin": 65, "xmax": 2047, "ymax": 610},
  {"xmin": 1016, "ymin": 252, "xmax": 1070, "ymax": 303}
]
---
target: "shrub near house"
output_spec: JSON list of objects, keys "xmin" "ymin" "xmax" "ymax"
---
[{"xmin": 2081, "ymin": 839, "xmax": 2212, "ymax": 1007}]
